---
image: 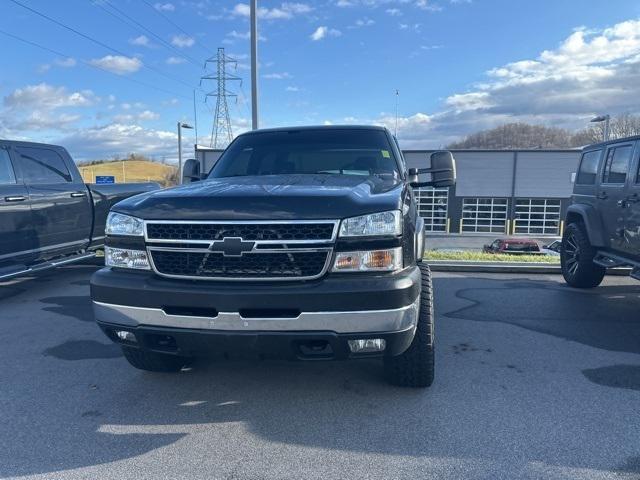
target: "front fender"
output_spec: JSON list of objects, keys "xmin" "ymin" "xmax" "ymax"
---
[{"xmin": 565, "ymin": 204, "xmax": 607, "ymax": 247}]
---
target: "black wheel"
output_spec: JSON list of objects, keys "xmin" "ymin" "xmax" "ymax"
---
[
  {"xmin": 561, "ymin": 222, "xmax": 605, "ymax": 288},
  {"xmin": 384, "ymin": 263, "xmax": 434, "ymax": 388},
  {"xmin": 122, "ymin": 346, "xmax": 191, "ymax": 372}
]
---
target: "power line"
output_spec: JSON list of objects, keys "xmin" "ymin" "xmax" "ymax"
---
[
  {"xmin": 0, "ymin": 28, "xmax": 191, "ymax": 100},
  {"xmin": 8, "ymin": 0, "xmax": 195, "ymax": 90},
  {"xmin": 95, "ymin": 0, "xmax": 203, "ymax": 68},
  {"xmin": 140, "ymin": 0, "xmax": 214, "ymax": 57}
]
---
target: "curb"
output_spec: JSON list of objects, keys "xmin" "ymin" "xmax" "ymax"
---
[
  {"xmin": 427, "ymin": 260, "xmax": 631, "ymax": 275},
  {"xmin": 427, "ymin": 261, "xmax": 560, "ymax": 274}
]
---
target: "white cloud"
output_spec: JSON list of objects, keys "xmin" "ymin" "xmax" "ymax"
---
[
  {"xmin": 0, "ymin": 83, "xmax": 97, "ymax": 136},
  {"xmin": 154, "ymin": 2, "xmax": 175, "ymax": 11},
  {"xmin": 56, "ymin": 58, "xmax": 77, "ymax": 68},
  {"xmin": 130, "ymin": 35, "xmax": 151, "ymax": 47},
  {"xmin": 415, "ymin": 0, "xmax": 442, "ymax": 11},
  {"xmin": 286, "ymin": 86, "xmax": 300, "ymax": 92},
  {"xmin": 310, "ymin": 26, "xmax": 342, "ymax": 41},
  {"xmin": 38, "ymin": 57, "xmax": 76, "ymax": 73},
  {"xmin": 89, "ymin": 55, "xmax": 142, "ymax": 75},
  {"xmin": 352, "ymin": 17, "xmax": 375, "ymax": 28},
  {"xmin": 386, "ymin": 8, "xmax": 402, "ymax": 16},
  {"xmin": 114, "ymin": 110, "xmax": 160, "ymax": 123},
  {"xmin": 263, "ymin": 72, "xmax": 292, "ymax": 79},
  {"xmin": 224, "ymin": 30, "xmax": 266, "ymax": 43},
  {"xmin": 166, "ymin": 56, "xmax": 186, "ymax": 65},
  {"xmin": 4, "ymin": 83, "xmax": 96, "ymax": 110},
  {"xmin": 171, "ymin": 34, "xmax": 195, "ymax": 48},
  {"xmin": 231, "ymin": 2, "xmax": 312, "ymax": 20}
]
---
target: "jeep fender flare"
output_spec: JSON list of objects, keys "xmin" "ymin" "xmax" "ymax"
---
[{"xmin": 565, "ymin": 204, "xmax": 607, "ymax": 247}]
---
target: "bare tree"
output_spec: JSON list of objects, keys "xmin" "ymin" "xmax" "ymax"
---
[{"xmin": 449, "ymin": 114, "xmax": 640, "ymax": 150}]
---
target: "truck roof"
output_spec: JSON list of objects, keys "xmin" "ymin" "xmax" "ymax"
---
[
  {"xmin": 584, "ymin": 134, "xmax": 640, "ymax": 150},
  {"xmin": 0, "ymin": 139, "xmax": 65, "ymax": 149},
  {"xmin": 235, "ymin": 125, "xmax": 389, "ymax": 137}
]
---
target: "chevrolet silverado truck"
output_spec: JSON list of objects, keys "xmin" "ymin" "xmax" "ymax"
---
[
  {"xmin": 0, "ymin": 140, "xmax": 159, "ymax": 281},
  {"xmin": 561, "ymin": 135, "xmax": 640, "ymax": 287},
  {"xmin": 90, "ymin": 126, "xmax": 456, "ymax": 387}
]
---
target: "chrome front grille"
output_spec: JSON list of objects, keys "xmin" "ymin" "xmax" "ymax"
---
[{"xmin": 145, "ymin": 220, "xmax": 338, "ymax": 281}]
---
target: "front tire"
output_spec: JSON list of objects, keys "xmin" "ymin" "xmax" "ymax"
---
[
  {"xmin": 384, "ymin": 263, "xmax": 435, "ymax": 388},
  {"xmin": 122, "ymin": 346, "xmax": 191, "ymax": 372},
  {"xmin": 561, "ymin": 222, "xmax": 605, "ymax": 288}
]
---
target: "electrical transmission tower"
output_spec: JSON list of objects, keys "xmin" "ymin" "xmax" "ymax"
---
[{"xmin": 200, "ymin": 48, "xmax": 240, "ymax": 148}]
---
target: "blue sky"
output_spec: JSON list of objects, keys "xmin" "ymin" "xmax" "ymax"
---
[{"xmin": 2, "ymin": 0, "xmax": 640, "ymax": 161}]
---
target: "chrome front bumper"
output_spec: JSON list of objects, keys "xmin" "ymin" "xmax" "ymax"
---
[{"xmin": 92, "ymin": 296, "xmax": 420, "ymax": 334}]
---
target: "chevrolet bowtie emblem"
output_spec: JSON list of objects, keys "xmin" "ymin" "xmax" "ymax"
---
[{"xmin": 209, "ymin": 237, "xmax": 255, "ymax": 257}]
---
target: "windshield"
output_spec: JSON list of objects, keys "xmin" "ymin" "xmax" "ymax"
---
[{"xmin": 209, "ymin": 129, "xmax": 400, "ymax": 179}]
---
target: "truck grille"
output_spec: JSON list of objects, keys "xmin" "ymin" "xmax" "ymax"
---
[
  {"xmin": 150, "ymin": 250, "xmax": 329, "ymax": 279},
  {"xmin": 146, "ymin": 222, "xmax": 335, "ymax": 242},
  {"xmin": 144, "ymin": 220, "xmax": 338, "ymax": 281}
]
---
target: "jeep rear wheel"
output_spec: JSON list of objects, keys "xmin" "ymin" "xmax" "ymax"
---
[
  {"xmin": 122, "ymin": 346, "xmax": 191, "ymax": 372},
  {"xmin": 384, "ymin": 263, "xmax": 434, "ymax": 388},
  {"xmin": 561, "ymin": 222, "xmax": 605, "ymax": 288}
]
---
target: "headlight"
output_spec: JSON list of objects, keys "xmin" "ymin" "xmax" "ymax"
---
[
  {"xmin": 332, "ymin": 247, "xmax": 403, "ymax": 272},
  {"xmin": 339, "ymin": 210, "xmax": 401, "ymax": 237},
  {"xmin": 105, "ymin": 246, "xmax": 150, "ymax": 270},
  {"xmin": 106, "ymin": 212, "xmax": 144, "ymax": 236}
]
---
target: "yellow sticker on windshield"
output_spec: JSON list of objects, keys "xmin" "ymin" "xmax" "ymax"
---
[{"xmin": 381, "ymin": 150, "xmax": 390, "ymax": 158}]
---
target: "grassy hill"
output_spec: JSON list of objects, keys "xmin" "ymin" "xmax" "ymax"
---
[{"xmin": 77, "ymin": 160, "xmax": 177, "ymax": 186}]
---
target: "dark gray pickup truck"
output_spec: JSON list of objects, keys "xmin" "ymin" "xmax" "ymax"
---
[
  {"xmin": 0, "ymin": 140, "xmax": 159, "ymax": 281},
  {"xmin": 561, "ymin": 135, "xmax": 640, "ymax": 287}
]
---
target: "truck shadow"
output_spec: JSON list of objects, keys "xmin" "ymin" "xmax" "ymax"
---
[{"xmin": 438, "ymin": 275, "xmax": 640, "ymax": 354}]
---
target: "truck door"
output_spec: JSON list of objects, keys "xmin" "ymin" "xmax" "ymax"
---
[
  {"xmin": 597, "ymin": 142, "xmax": 635, "ymax": 252},
  {"xmin": 15, "ymin": 145, "xmax": 92, "ymax": 259},
  {"xmin": 619, "ymin": 141, "xmax": 640, "ymax": 258},
  {"xmin": 0, "ymin": 145, "xmax": 36, "ymax": 266}
]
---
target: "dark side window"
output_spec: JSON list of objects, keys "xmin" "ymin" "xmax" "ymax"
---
[
  {"xmin": 576, "ymin": 149, "xmax": 602, "ymax": 185},
  {"xmin": 17, "ymin": 147, "xmax": 72, "ymax": 184},
  {"xmin": 602, "ymin": 145, "xmax": 633, "ymax": 185},
  {"xmin": 0, "ymin": 148, "xmax": 17, "ymax": 185}
]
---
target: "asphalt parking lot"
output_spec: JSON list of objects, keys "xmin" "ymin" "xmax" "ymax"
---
[{"xmin": 1, "ymin": 265, "xmax": 640, "ymax": 480}]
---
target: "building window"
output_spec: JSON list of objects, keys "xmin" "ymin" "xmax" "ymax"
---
[
  {"xmin": 514, "ymin": 198, "xmax": 561, "ymax": 235},
  {"xmin": 415, "ymin": 187, "xmax": 448, "ymax": 232},
  {"xmin": 462, "ymin": 198, "xmax": 508, "ymax": 233}
]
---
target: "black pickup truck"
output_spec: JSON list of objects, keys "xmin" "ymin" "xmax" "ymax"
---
[
  {"xmin": 90, "ymin": 126, "xmax": 456, "ymax": 387},
  {"xmin": 0, "ymin": 140, "xmax": 159, "ymax": 281}
]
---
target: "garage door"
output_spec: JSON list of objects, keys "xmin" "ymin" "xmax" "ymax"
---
[{"xmin": 415, "ymin": 187, "xmax": 448, "ymax": 232}]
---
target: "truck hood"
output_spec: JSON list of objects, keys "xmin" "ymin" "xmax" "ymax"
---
[{"xmin": 113, "ymin": 174, "xmax": 405, "ymax": 220}]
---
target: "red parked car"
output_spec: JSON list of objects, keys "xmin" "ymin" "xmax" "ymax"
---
[{"xmin": 483, "ymin": 238, "xmax": 542, "ymax": 255}]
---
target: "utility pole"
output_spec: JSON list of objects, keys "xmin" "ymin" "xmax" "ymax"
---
[
  {"xmin": 394, "ymin": 89, "xmax": 399, "ymax": 137},
  {"xmin": 250, "ymin": 0, "xmax": 259, "ymax": 130},
  {"xmin": 590, "ymin": 114, "xmax": 611, "ymax": 142},
  {"xmin": 177, "ymin": 122, "xmax": 194, "ymax": 184},
  {"xmin": 201, "ymin": 48, "xmax": 240, "ymax": 148}
]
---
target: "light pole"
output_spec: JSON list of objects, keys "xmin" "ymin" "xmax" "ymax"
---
[
  {"xmin": 250, "ymin": 0, "xmax": 259, "ymax": 130},
  {"xmin": 591, "ymin": 114, "xmax": 610, "ymax": 142},
  {"xmin": 177, "ymin": 122, "xmax": 194, "ymax": 184}
]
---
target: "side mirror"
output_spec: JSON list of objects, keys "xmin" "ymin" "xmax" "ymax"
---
[
  {"xmin": 183, "ymin": 158, "xmax": 202, "ymax": 183},
  {"xmin": 409, "ymin": 151, "xmax": 456, "ymax": 188}
]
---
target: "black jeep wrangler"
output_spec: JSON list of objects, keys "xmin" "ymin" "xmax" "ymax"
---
[
  {"xmin": 561, "ymin": 135, "xmax": 640, "ymax": 287},
  {"xmin": 90, "ymin": 126, "xmax": 456, "ymax": 387}
]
